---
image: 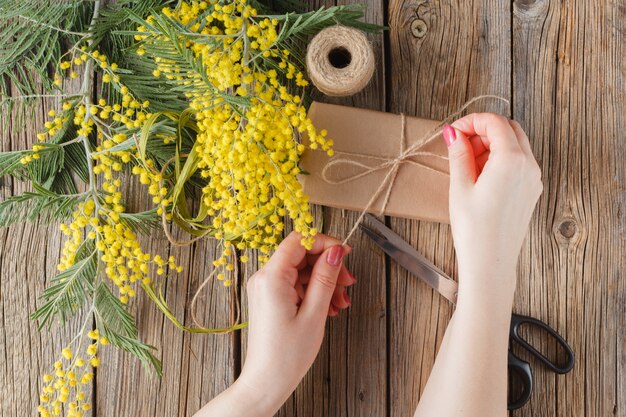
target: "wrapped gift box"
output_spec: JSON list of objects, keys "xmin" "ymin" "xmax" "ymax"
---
[{"xmin": 299, "ymin": 102, "xmax": 450, "ymax": 223}]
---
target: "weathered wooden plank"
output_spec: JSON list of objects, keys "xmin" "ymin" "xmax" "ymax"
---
[
  {"xmin": 511, "ymin": 2, "xmax": 565, "ymax": 414},
  {"xmin": 0, "ymin": 85, "xmax": 91, "ymax": 416},
  {"xmin": 386, "ymin": 1, "xmax": 511, "ymax": 416},
  {"xmin": 0, "ymin": 222, "xmax": 81, "ymax": 417},
  {"xmin": 513, "ymin": 1, "xmax": 625, "ymax": 416},
  {"xmin": 178, "ymin": 241, "xmax": 239, "ymax": 417},
  {"xmin": 240, "ymin": 1, "xmax": 387, "ymax": 416}
]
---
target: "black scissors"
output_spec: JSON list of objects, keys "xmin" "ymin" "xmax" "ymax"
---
[{"xmin": 360, "ymin": 214, "xmax": 575, "ymax": 410}]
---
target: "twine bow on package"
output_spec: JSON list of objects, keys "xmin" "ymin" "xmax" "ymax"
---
[{"xmin": 299, "ymin": 102, "xmax": 451, "ymax": 224}]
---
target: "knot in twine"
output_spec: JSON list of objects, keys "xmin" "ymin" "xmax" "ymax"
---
[
  {"xmin": 306, "ymin": 25, "xmax": 375, "ymax": 97},
  {"xmin": 319, "ymin": 95, "xmax": 510, "ymax": 245}
]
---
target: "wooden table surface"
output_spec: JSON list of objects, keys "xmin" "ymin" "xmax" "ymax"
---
[{"xmin": 1, "ymin": 1, "xmax": 624, "ymax": 416}]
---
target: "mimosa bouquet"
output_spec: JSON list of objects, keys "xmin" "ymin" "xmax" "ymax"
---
[{"xmin": 0, "ymin": 0, "xmax": 378, "ymax": 415}]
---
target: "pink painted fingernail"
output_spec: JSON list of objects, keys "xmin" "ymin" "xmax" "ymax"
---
[
  {"xmin": 347, "ymin": 270, "xmax": 357, "ymax": 284},
  {"xmin": 442, "ymin": 125, "xmax": 457, "ymax": 147},
  {"xmin": 327, "ymin": 245, "xmax": 344, "ymax": 267},
  {"xmin": 343, "ymin": 291, "xmax": 351, "ymax": 306}
]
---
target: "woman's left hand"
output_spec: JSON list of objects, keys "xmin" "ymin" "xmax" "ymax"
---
[
  {"xmin": 237, "ymin": 232, "xmax": 355, "ymax": 415},
  {"xmin": 194, "ymin": 232, "xmax": 354, "ymax": 417}
]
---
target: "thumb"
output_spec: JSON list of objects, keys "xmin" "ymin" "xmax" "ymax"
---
[
  {"xmin": 443, "ymin": 125, "xmax": 477, "ymax": 189},
  {"xmin": 299, "ymin": 245, "xmax": 345, "ymax": 320}
]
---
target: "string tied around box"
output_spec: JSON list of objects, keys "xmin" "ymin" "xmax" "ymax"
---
[{"xmin": 318, "ymin": 94, "xmax": 510, "ymax": 245}]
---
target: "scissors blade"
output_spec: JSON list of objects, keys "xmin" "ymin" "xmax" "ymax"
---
[
  {"xmin": 361, "ymin": 215, "xmax": 458, "ymax": 304},
  {"xmin": 364, "ymin": 215, "xmax": 450, "ymax": 276}
]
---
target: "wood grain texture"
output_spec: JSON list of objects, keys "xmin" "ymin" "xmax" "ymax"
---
[
  {"xmin": 1, "ymin": 0, "xmax": 625, "ymax": 416},
  {"xmin": 386, "ymin": 1, "xmax": 511, "ymax": 415},
  {"xmin": 512, "ymin": 1, "xmax": 625, "ymax": 416}
]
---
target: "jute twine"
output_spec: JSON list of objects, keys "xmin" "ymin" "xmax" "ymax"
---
[
  {"xmin": 319, "ymin": 95, "xmax": 510, "ymax": 245},
  {"xmin": 306, "ymin": 25, "xmax": 375, "ymax": 97},
  {"xmin": 160, "ymin": 210, "xmax": 243, "ymax": 333}
]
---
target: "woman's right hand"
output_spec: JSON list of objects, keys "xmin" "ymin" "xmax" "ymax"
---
[
  {"xmin": 443, "ymin": 114, "xmax": 543, "ymax": 298},
  {"xmin": 413, "ymin": 113, "xmax": 538, "ymax": 417}
]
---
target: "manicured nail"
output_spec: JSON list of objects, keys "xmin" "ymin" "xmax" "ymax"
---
[
  {"xmin": 343, "ymin": 291, "xmax": 351, "ymax": 306},
  {"xmin": 347, "ymin": 270, "xmax": 357, "ymax": 284},
  {"xmin": 442, "ymin": 125, "xmax": 457, "ymax": 147},
  {"xmin": 326, "ymin": 245, "xmax": 345, "ymax": 267}
]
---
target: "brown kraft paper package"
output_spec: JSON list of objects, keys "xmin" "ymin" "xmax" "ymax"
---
[{"xmin": 299, "ymin": 101, "xmax": 450, "ymax": 224}]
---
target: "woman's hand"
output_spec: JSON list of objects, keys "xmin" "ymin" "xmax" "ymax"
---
[
  {"xmin": 239, "ymin": 232, "xmax": 354, "ymax": 412},
  {"xmin": 444, "ymin": 114, "xmax": 543, "ymax": 298},
  {"xmin": 414, "ymin": 115, "xmax": 541, "ymax": 417},
  {"xmin": 194, "ymin": 232, "xmax": 354, "ymax": 417}
]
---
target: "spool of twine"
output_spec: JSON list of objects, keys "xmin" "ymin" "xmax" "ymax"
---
[{"xmin": 306, "ymin": 26, "xmax": 375, "ymax": 97}]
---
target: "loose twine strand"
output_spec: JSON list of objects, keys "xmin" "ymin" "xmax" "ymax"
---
[
  {"xmin": 189, "ymin": 243, "xmax": 241, "ymax": 330},
  {"xmin": 322, "ymin": 94, "xmax": 510, "ymax": 245},
  {"xmin": 161, "ymin": 209, "xmax": 242, "ymax": 332}
]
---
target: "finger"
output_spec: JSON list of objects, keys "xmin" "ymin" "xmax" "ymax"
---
[
  {"xmin": 299, "ymin": 237, "xmax": 353, "ymax": 270},
  {"xmin": 451, "ymin": 113, "xmax": 521, "ymax": 154},
  {"xmin": 331, "ymin": 285, "xmax": 350, "ymax": 310},
  {"xmin": 299, "ymin": 259, "xmax": 355, "ymax": 289},
  {"xmin": 300, "ymin": 263, "xmax": 355, "ymax": 287},
  {"xmin": 305, "ymin": 244, "xmax": 352, "ymax": 267},
  {"xmin": 443, "ymin": 125, "xmax": 477, "ymax": 189},
  {"xmin": 299, "ymin": 267, "xmax": 312, "ymax": 285},
  {"xmin": 469, "ymin": 134, "xmax": 488, "ymax": 157},
  {"xmin": 300, "ymin": 264, "xmax": 356, "ymax": 287},
  {"xmin": 307, "ymin": 234, "xmax": 351, "ymax": 256},
  {"xmin": 476, "ymin": 152, "xmax": 490, "ymax": 172},
  {"xmin": 299, "ymin": 245, "xmax": 346, "ymax": 320},
  {"xmin": 267, "ymin": 232, "xmax": 350, "ymax": 273},
  {"xmin": 265, "ymin": 232, "xmax": 308, "ymax": 273},
  {"xmin": 338, "ymin": 265, "xmax": 356, "ymax": 286},
  {"xmin": 294, "ymin": 280, "xmax": 305, "ymax": 302},
  {"xmin": 328, "ymin": 304, "xmax": 339, "ymax": 317},
  {"xmin": 509, "ymin": 120, "xmax": 534, "ymax": 158}
]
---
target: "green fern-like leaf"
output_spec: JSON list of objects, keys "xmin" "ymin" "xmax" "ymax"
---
[
  {"xmin": 0, "ymin": 187, "xmax": 89, "ymax": 227},
  {"xmin": 0, "ymin": 105, "xmax": 88, "ymax": 194},
  {"xmin": 108, "ymin": 54, "xmax": 189, "ymax": 113},
  {"xmin": 0, "ymin": 0, "xmax": 93, "ymax": 123},
  {"xmin": 90, "ymin": 0, "xmax": 175, "ymax": 62},
  {"xmin": 124, "ymin": 10, "xmax": 252, "ymax": 111},
  {"xmin": 90, "ymin": 0, "xmax": 188, "ymax": 112},
  {"xmin": 31, "ymin": 239, "xmax": 97, "ymax": 329},
  {"xmin": 94, "ymin": 283, "xmax": 162, "ymax": 376},
  {"xmin": 37, "ymin": 107, "xmax": 89, "ymax": 193},
  {"xmin": 119, "ymin": 209, "xmax": 161, "ymax": 234},
  {"xmin": 0, "ymin": 149, "xmax": 29, "ymax": 178}
]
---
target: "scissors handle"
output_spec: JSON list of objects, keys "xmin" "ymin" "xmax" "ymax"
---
[
  {"xmin": 510, "ymin": 313, "xmax": 575, "ymax": 374},
  {"xmin": 508, "ymin": 351, "xmax": 533, "ymax": 410}
]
